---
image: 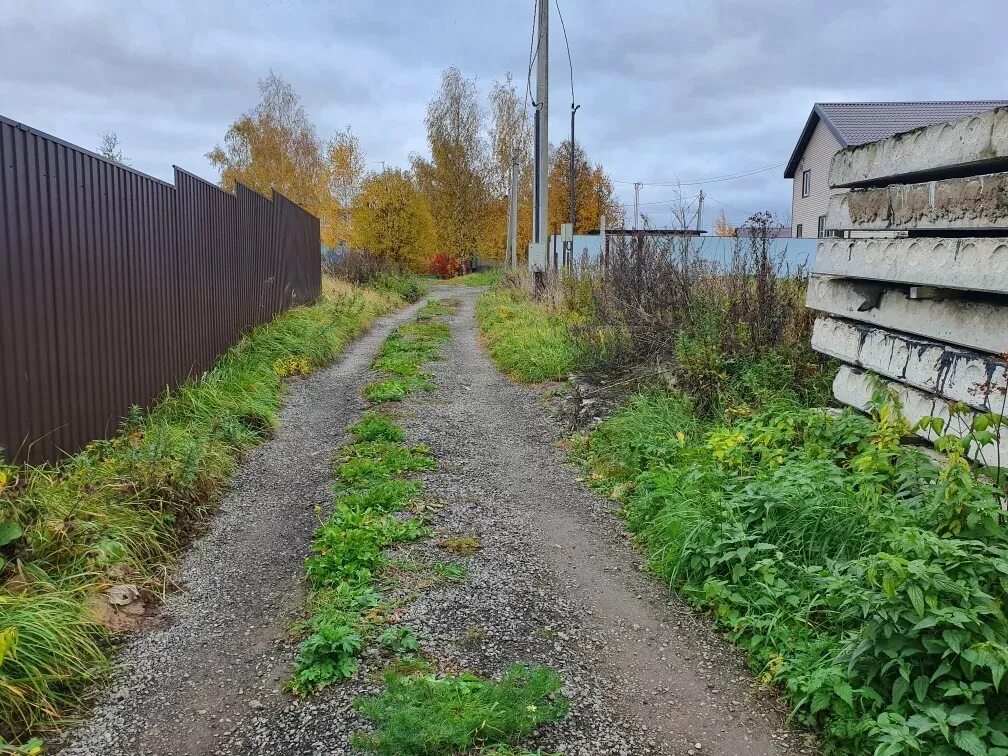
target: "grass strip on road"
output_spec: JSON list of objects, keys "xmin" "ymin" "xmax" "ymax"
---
[
  {"xmin": 353, "ymin": 665, "xmax": 567, "ymax": 755},
  {"xmin": 292, "ymin": 297, "xmax": 457, "ymax": 693},
  {"xmin": 296, "ymin": 296, "xmax": 571, "ymax": 755}
]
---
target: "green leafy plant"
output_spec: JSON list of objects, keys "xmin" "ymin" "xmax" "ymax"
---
[
  {"xmin": 293, "ymin": 622, "xmax": 364, "ymax": 692},
  {"xmin": 352, "ymin": 665, "xmax": 569, "ymax": 755},
  {"xmin": 377, "ymin": 626, "xmax": 421, "ymax": 657},
  {"xmin": 576, "ymin": 383, "xmax": 1008, "ymax": 755},
  {"xmin": 293, "ymin": 301, "xmax": 455, "ymax": 696}
]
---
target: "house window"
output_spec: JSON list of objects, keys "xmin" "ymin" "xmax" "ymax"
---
[
  {"xmin": 802, "ymin": 169, "xmax": 811, "ymax": 198},
  {"xmin": 818, "ymin": 215, "xmax": 827, "ymax": 238},
  {"xmin": 796, "ymin": 223, "xmax": 803, "ymax": 238}
]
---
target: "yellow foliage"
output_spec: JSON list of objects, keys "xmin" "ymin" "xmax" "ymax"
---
[
  {"xmin": 350, "ymin": 170, "xmax": 436, "ymax": 271},
  {"xmin": 275, "ymin": 356, "xmax": 312, "ymax": 378}
]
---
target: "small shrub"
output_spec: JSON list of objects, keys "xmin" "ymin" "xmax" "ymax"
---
[{"xmin": 428, "ymin": 251, "xmax": 462, "ymax": 279}]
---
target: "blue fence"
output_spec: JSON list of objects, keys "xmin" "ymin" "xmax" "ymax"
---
[{"xmin": 555, "ymin": 234, "xmax": 820, "ymax": 274}]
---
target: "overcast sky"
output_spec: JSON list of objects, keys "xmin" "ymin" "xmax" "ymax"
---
[{"xmin": 3, "ymin": 0, "xmax": 1007, "ymax": 229}]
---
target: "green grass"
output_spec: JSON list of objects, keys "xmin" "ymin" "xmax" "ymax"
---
[
  {"xmin": 576, "ymin": 389, "xmax": 1008, "ymax": 755},
  {"xmin": 352, "ymin": 665, "xmax": 568, "ymax": 755},
  {"xmin": 475, "ymin": 289, "xmax": 580, "ymax": 383},
  {"xmin": 372, "ymin": 273, "xmax": 428, "ymax": 303},
  {"xmin": 364, "ymin": 299, "xmax": 456, "ymax": 405},
  {"xmin": 0, "ymin": 279, "xmax": 401, "ymax": 743},
  {"xmin": 441, "ymin": 270, "xmax": 502, "ymax": 287},
  {"xmin": 293, "ymin": 301, "xmax": 457, "ymax": 695}
]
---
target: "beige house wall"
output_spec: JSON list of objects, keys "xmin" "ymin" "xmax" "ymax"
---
[{"xmin": 790, "ymin": 120, "xmax": 846, "ymax": 238}]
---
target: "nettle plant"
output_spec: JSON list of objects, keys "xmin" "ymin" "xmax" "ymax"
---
[{"xmin": 581, "ymin": 380, "xmax": 1008, "ymax": 754}]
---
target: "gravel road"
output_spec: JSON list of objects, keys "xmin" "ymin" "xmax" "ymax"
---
[{"xmin": 57, "ymin": 286, "xmax": 818, "ymax": 756}]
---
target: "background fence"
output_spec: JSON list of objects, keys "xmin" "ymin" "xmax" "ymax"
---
[{"xmin": 0, "ymin": 114, "xmax": 321, "ymax": 464}]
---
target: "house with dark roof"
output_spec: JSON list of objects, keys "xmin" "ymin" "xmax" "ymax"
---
[{"xmin": 784, "ymin": 101, "xmax": 1008, "ymax": 239}]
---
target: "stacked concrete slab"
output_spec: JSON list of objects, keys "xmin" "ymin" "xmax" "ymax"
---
[{"xmin": 810, "ymin": 106, "xmax": 1008, "ymax": 465}]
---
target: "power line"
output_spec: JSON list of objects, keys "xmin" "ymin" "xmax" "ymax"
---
[
  {"xmin": 523, "ymin": 0, "xmax": 538, "ymax": 115},
  {"xmin": 555, "ymin": 0, "xmax": 574, "ymax": 106},
  {"xmin": 613, "ymin": 162, "xmax": 786, "ymax": 187},
  {"xmin": 704, "ymin": 194, "xmax": 752, "ymax": 216}
]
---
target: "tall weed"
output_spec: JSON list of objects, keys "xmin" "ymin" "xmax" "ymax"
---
[{"xmin": 0, "ymin": 278, "xmax": 400, "ymax": 742}]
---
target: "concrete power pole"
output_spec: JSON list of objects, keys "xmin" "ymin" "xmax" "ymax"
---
[
  {"xmin": 534, "ymin": 0, "xmax": 549, "ymax": 250},
  {"xmin": 507, "ymin": 155, "xmax": 519, "ymax": 267},
  {"xmin": 697, "ymin": 189, "xmax": 704, "ymax": 233},
  {"xmin": 633, "ymin": 181, "xmax": 642, "ymax": 231}
]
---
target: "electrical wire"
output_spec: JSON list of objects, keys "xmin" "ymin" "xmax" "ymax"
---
[
  {"xmin": 555, "ymin": 0, "xmax": 575, "ymax": 108},
  {"xmin": 704, "ymin": 194, "xmax": 751, "ymax": 215},
  {"xmin": 608, "ymin": 161, "xmax": 782, "ymax": 186},
  {"xmin": 524, "ymin": 0, "xmax": 539, "ymax": 113}
]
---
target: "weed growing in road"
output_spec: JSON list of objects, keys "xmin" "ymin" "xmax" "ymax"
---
[
  {"xmin": 352, "ymin": 665, "xmax": 568, "ymax": 755},
  {"xmin": 475, "ymin": 289, "xmax": 580, "ymax": 383},
  {"xmin": 364, "ymin": 299, "xmax": 456, "ymax": 405},
  {"xmin": 377, "ymin": 626, "xmax": 421, "ymax": 657},
  {"xmin": 294, "ymin": 301, "xmax": 456, "ymax": 694},
  {"xmin": 438, "ymin": 535, "xmax": 481, "ymax": 555},
  {"xmin": 0, "ymin": 277, "xmax": 401, "ymax": 742},
  {"xmin": 576, "ymin": 388, "xmax": 1008, "ymax": 755}
]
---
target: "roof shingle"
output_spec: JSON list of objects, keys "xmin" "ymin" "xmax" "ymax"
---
[{"xmin": 785, "ymin": 100, "xmax": 1008, "ymax": 177}]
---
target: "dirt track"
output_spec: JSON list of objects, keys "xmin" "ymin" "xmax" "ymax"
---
[{"xmin": 59, "ymin": 286, "xmax": 816, "ymax": 756}]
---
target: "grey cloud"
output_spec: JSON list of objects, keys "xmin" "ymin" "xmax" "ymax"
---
[{"xmin": 1, "ymin": 0, "xmax": 1006, "ymax": 226}]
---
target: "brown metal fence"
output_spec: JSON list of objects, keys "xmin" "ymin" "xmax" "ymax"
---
[{"xmin": 0, "ymin": 114, "xmax": 321, "ymax": 464}]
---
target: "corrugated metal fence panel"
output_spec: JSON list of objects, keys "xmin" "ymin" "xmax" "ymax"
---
[{"xmin": 0, "ymin": 114, "xmax": 321, "ymax": 464}]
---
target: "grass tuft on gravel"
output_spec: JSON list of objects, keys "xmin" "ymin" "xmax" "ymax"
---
[
  {"xmin": 475, "ymin": 289, "xmax": 579, "ymax": 383},
  {"xmin": 352, "ymin": 664, "xmax": 568, "ymax": 755},
  {"xmin": 0, "ymin": 277, "xmax": 400, "ymax": 743}
]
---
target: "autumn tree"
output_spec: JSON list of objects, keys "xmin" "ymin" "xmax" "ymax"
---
[
  {"xmin": 485, "ymin": 74, "xmax": 534, "ymax": 261},
  {"xmin": 412, "ymin": 67, "xmax": 490, "ymax": 260},
  {"xmin": 97, "ymin": 131, "xmax": 128, "ymax": 164},
  {"xmin": 350, "ymin": 169, "xmax": 436, "ymax": 270},
  {"xmin": 208, "ymin": 73, "xmax": 325, "ymax": 209},
  {"xmin": 714, "ymin": 209, "xmax": 737, "ymax": 237},
  {"xmin": 325, "ymin": 127, "xmax": 365, "ymax": 246},
  {"xmin": 547, "ymin": 139, "xmax": 620, "ymax": 234}
]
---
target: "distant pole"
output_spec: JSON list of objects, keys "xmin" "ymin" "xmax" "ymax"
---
[
  {"xmin": 600, "ymin": 213, "xmax": 607, "ymax": 266},
  {"xmin": 507, "ymin": 155, "xmax": 519, "ymax": 267},
  {"xmin": 633, "ymin": 181, "xmax": 642, "ymax": 231},
  {"xmin": 697, "ymin": 189, "xmax": 704, "ymax": 233},
  {"xmin": 534, "ymin": 0, "xmax": 549, "ymax": 251}
]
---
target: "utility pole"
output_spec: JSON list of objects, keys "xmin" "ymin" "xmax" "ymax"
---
[
  {"xmin": 696, "ymin": 189, "xmax": 704, "ymax": 233},
  {"xmin": 534, "ymin": 0, "xmax": 549, "ymax": 252},
  {"xmin": 506, "ymin": 155, "xmax": 519, "ymax": 267},
  {"xmin": 568, "ymin": 103, "xmax": 580, "ymax": 242},
  {"xmin": 633, "ymin": 181, "xmax": 642, "ymax": 231}
]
